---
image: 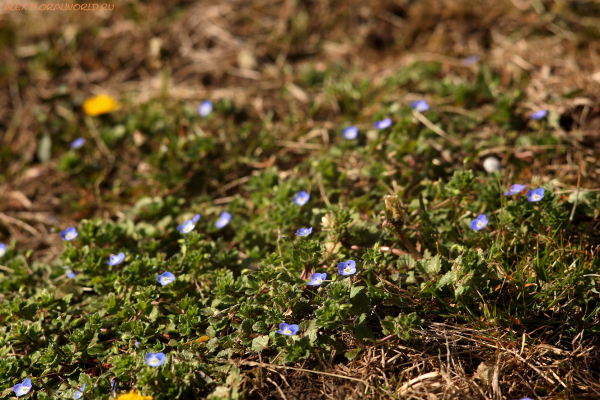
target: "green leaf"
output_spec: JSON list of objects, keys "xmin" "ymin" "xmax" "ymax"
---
[{"xmin": 251, "ymin": 336, "xmax": 270, "ymax": 352}]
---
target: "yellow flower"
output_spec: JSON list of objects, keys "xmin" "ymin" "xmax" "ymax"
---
[
  {"xmin": 115, "ymin": 390, "xmax": 153, "ymax": 400},
  {"xmin": 83, "ymin": 94, "xmax": 120, "ymax": 116},
  {"xmin": 183, "ymin": 335, "xmax": 210, "ymax": 345}
]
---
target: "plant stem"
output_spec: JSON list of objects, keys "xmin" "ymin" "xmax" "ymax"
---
[{"xmin": 394, "ymin": 225, "xmax": 422, "ymax": 260}]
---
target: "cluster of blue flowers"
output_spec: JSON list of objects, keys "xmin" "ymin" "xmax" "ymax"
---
[
  {"xmin": 278, "ymin": 194, "xmax": 361, "ymax": 335},
  {"xmin": 470, "ymin": 185, "xmax": 546, "ymax": 232}
]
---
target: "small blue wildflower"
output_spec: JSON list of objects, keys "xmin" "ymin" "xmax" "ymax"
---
[
  {"xmin": 519, "ymin": 398, "xmax": 532, "ymax": 400},
  {"xmin": 177, "ymin": 219, "xmax": 196, "ymax": 234},
  {"xmin": 215, "ymin": 212, "xmax": 231, "ymax": 229},
  {"xmin": 60, "ymin": 227, "xmax": 78, "ymax": 241},
  {"xmin": 157, "ymin": 272, "xmax": 176, "ymax": 286},
  {"xmin": 470, "ymin": 214, "xmax": 488, "ymax": 231},
  {"xmin": 295, "ymin": 227, "xmax": 313, "ymax": 237},
  {"xmin": 527, "ymin": 188, "xmax": 545, "ymax": 202},
  {"xmin": 0, "ymin": 243, "xmax": 5, "ymax": 257},
  {"xmin": 342, "ymin": 126, "xmax": 358, "ymax": 140},
  {"xmin": 530, "ymin": 110, "xmax": 547, "ymax": 120},
  {"xmin": 107, "ymin": 252, "xmax": 125, "ymax": 266},
  {"xmin": 70, "ymin": 138, "xmax": 85, "ymax": 149},
  {"xmin": 134, "ymin": 340, "xmax": 140, "ymax": 347},
  {"xmin": 281, "ymin": 235, "xmax": 286, "ymax": 239},
  {"xmin": 293, "ymin": 191, "xmax": 310, "ymax": 206},
  {"xmin": 145, "ymin": 352, "xmax": 166, "ymax": 367},
  {"xmin": 276, "ymin": 323, "xmax": 299, "ymax": 336},
  {"xmin": 74, "ymin": 383, "xmax": 86, "ymax": 399},
  {"xmin": 410, "ymin": 100, "xmax": 430, "ymax": 112},
  {"xmin": 198, "ymin": 100, "xmax": 213, "ymax": 117},
  {"xmin": 12, "ymin": 378, "xmax": 32, "ymax": 397},
  {"xmin": 503, "ymin": 184, "xmax": 527, "ymax": 196},
  {"xmin": 307, "ymin": 272, "xmax": 327, "ymax": 286},
  {"xmin": 374, "ymin": 118, "xmax": 392, "ymax": 130},
  {"xmin": 463, "ymin": 55, "xmax": 479, "ymax": 66},
  {"xmin": 192, "ymin": 214, "xmax": 201, "ymax": 223},
  {"xmin": 337, "ymin": 260, "xmax": 356, "ymax": 276},
  {"xmin": 110, "ymin": 380, "xmax": 117, "ymax": 396},
  {"xmin": 66, "ymin": 270, "xmax": 77, "ymax": 279}
]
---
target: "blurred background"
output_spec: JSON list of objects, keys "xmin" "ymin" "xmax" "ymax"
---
[{"xmin": 1, "ymin": 0, "xmax": 600, "ymax": 256}]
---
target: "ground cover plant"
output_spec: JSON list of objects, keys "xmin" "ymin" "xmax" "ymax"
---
[{"xmin": 2, "ymin": 0, "xmax": 600, "ymax": 399}]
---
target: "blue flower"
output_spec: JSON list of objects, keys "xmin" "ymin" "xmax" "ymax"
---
[
  {"xmin": 107, "ymin": 252, "xmax": 125, "ymax": 266},
  {"xmin": 157, "ymin": 272, "xmax": 176, "ymax": 286},
  {"xmin": 307, "ymin": 272, "xmax": 327, "ymax": 286},
  {"xmin": 192, "ymin": 214, "xmax": 200, "ymax": 223},
  {"xmin": 0, "ymin": 243, "xmax": 5, "ymax": 258},
  {"xmin": 215, "ymin": 212, "xmax": 231, "ymax": 228},
  {"xmin": 527, "ymin": 188, "xmax": 545, "ymax": 202},
  {"xmin": 110, "ymin": 380, "xmax": 117, "ymax": 396},
  {"xmin": 74, "ymin": 383, "xmax": 86, "ymax": 399},
  {"xmin": 60, "ymin": 227, "xmax": 78, "ymax": 241},
  {"xmin": 463, "ymin": 55, "xmax": 479, "ymax": 66},
  {"xmin": 66, "ymin": 270, "xmax": 77, "ymax": 279},
  {"xmin": 134, "ymin": 340, "xmax": 140, "ymax": 347},
  {"xmin": 410, "ymin": 100, "xmax": 429, "ymax": 112},
  {"xmin": 374, "ymin": 118, "xmax": 392, "ymax": 129},
  {"xmin": 70, "ymin": 138, "xmax": 85, "ymax": 149},
  {"xmin": 293, "ymin": 191, "xmax": 310, "ymax": 206},
  {"xmin": 295, "ymin": 227, "xmax": 312, "ymax": 237},
  {"xmin": 198, "ymin": 100, "xmax": 213, "ymax": 117},
  {"xmin": 470, "ymin": 214, "xmax": 488, "ymax": 231},
  {"xmin": 177, "ymin": 219, "xmax": 196, "ymax": 234},
  {"xmin": 530, "ymin": 110, "xmax": 547, "ymax": 120},
  {"xmin": 337, "ymin": 260, "xmax": 356, "ymax": 276},
  {"xmin": 276, "ymin": 323, "xmax": 299, "ymax": 336},
  {"xmin": 342, "ymin": 126, "xmax": 358, "ymax": 140},
  {"xmin": 12, "ymin": 378, "xmax": 32, "ymax": 397},
  {"xmin": 145, "ymin": 352, "xmax": 166, "ymax": 367},
  {"xmin": 503, "ymin": 184, "xmax": 527, "ymax": 196}
]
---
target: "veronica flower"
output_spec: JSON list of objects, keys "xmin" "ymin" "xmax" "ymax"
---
[
  {"xmin": 410, "ymin": 100, "xmax": 430, "ymax": 112},
  {"xmin": 337, "ymin": 260, "xmax": 356, "ymax": 276},
  {"xmin": 177, "ymin": 219, "xmax": 196, "ymax": 234},
  {"xmin": 527, "ymin": 188, "xmax": 545, "ymax": 202},
  {"xmin": 0, "ymin": 243, "xmax": 5, "ymax": 257},
  {"xmin": 157, "ymin": 272, "xmax": 176, "ymax": 286},
  {"xmin": 74, "ymin": 383, "xmax": 86, "ymax": 399},
  {"xmin": 198, "ymin": 100, "xmax": 213, "ymax": 117},
  {"xmin": 192, "ymin": 214, "xmax": 200, "ymax": 223},
  {"xmin": 134, "ymin": 340, "xmax": 140, "ymax": 347},
  {"xmin": 307, "ymin": 272, "xmax": 327, "ymax": 286},
  {"xmin": 293, "ymin": 191, "xmax": 310, "ymax": 206},
  {"xmin": 530, "ymin": 110, "xmax": 547, "ymax": 120},
  {"xmin": 145, "ymin": 352, "xmax": 166, "ymax": 367},
  {"xmin": 107, "ymin": 252, "xmax": 125, "ymax": 266},
  {"xmin": 463, "ymin": 55, "xmax": 479, "ymax": 66},
  {"xmin": 342, "ymin": 126, "xmax": 358, "ymax": 140},
  {"xmin": 295, "ymin": 227, "xmax": 312, "ymax": 237},
  {"xmin": 503, "ymin": 184, "xmax": 527, "ymax": 196},
  {"xmin": 66, "ymin": 269, "xmax": 77, "ymax": 279},
  {"xmin": 215, "ymin": 212, "xmax": 231, "ymax": 228},
  {"xmin": 70, "ymin": 138, "xmax": 85, "ymax": 149},
  {"xmin": 12, "ymin": 378, "xmax": 32, "ymax": 397},
  {"xmin": 470, "ymin": 214, "xmax": 488, "ymax": 231},
  {"xmin": 60, "ymin": 227, "xmax": 78, "ymax": 241},
  {"xmin": 374, "ymin": 118, "xmax": 392, "ymax": 129},
  {"xmin": 110, "ymin": 380, "xmax": 117, "ymax": 396},
  {"xmin": 276, "ymin": 323, "xmax": 299, "ymax": 336}
]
